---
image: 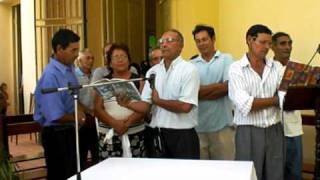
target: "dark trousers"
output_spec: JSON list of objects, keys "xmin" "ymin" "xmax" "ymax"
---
[
  {"xmin": 144, "ymin": 126, "xmax": 162, "ymax": 158},
  {"xmin": 41, "ymin": 125, "xmax": 77, "ymax": 180},
  {"xmin": 79, "ymin": 114, "xmax": 99, "ymax": 169},
  {"xmin": 285, "ymin": 135, "xmax": 303, "ymax": 180},
  {"xmin": 156, "ymin": 127, "xmax": 200, "ymax": 159}
]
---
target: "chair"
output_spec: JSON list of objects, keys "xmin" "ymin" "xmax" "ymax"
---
[{"xmin": 1, "ymin": 114, "xmax": 47, "ymax": 179}]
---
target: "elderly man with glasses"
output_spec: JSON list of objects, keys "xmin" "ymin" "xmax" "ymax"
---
[{"xmin": 116, "ymin": 29, "xmax": 200, "ymax": 159}]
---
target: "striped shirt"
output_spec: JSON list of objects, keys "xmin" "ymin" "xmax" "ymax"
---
[{"xmin": 228, "ymin": 54, "xmax": 283, "ymax": 128}]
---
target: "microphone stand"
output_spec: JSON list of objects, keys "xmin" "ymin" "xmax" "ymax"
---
[
  {"xmin": 71, "ymin": 87, "xmax": 82, "ymax": 180},
  {"xmin": 41, "ymin": 77, "xmax": 150, "ymax": 94},
  {"xmin": 41, "ymin": 84, "xmax": 83, "ymax": 180},
  {"xmin": 41, "ymin": 76, "xmax": 153, "ymax": 179}
]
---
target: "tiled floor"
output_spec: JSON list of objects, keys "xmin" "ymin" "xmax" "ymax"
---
[{"xmin": 8, "ymin": 133, "xmax": 46, "ymax": 179}]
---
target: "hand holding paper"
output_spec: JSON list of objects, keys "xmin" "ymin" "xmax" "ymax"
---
[{"xmin": 114, "ymin": 91, "xmax": 132, "ymax": 108}]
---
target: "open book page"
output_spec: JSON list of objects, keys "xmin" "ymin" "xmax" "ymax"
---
[
  {"xmin": 92, "ymin": 78, "xmax": 115, "ymax": 100},
  {"xmin": 279, "ymin": 61, "xmax": 320, "ymax": 91}
]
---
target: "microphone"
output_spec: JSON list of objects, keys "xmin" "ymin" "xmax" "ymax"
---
[
  {"xmin": 41, "ymin": 84, "xmax": 82, "ymax": 94},
  {"xmin": 148, "ymin": 74, "xmax": 156, "ymax": 89}
]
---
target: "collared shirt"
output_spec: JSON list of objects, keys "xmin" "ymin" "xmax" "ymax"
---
[
  {"xmin": 91, "ymin": 66, "xmax": 110, "ymax": 83},
  {"xmin": 228, "ymin": 54, "xmax": 283, "ymax": 128},
  {"xmin": 141, "ymin": 56, "xmax": 200, "ymax": 129},
  {"xmin": 191, "ymin": 51, "xmax": 234, "ymax": 132},
  {"xmin": 75, "ymin": 67, "xmax": 94, "ymax": 110},
  {"xmin": 34, "ymin": 57, "xmax": 79, "ymax": 126}
]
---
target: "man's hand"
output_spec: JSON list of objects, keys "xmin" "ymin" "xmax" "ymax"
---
[{"xmin": 77, "ymin": 109, "xmax": 86, "ymax": 125}]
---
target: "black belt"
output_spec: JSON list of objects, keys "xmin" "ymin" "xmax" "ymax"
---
[{"xmin": 43, "ymin": 124, "xmax": 74, "ymax": 132}]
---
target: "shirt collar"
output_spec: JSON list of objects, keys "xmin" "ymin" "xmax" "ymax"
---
[
  {"xmin": 239, "ymin": 53, "xmax": 273, "ymax": 68},
  {"xmin": 75, "ymin": 67, "xmax": 91, "ymax": 77},
  {"xmin": 159, "ymin": 55, "xmax": 183, "ymax": 69},
  {"xmin": 194, "ymin": 50, "xmax": 221, "ymax": 63},
  {"xmin": 75, "ymin": 67, "xmax": 84, "ymax": 76},
  {"xmin": 50, "ymin": 57, "xmax": 74, "ymax": 75}
]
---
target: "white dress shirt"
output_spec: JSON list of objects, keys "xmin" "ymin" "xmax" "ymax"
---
[{"xmin": 141, "ymin": 56, "xmax": 200, "ymax": 129}]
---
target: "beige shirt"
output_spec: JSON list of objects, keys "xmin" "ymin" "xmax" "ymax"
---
[
  {"xmin": 283, "ymin": 110, "xmax": 303, "ymax": 137},
  {"xmin": 279, "ymin": 59, "xmax": 303, "ymax": 137}
]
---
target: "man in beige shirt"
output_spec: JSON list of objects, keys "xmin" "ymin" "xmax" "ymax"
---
[{"xmin": 271, "ymin": 32, "xmax": 303, "ymax": 180}]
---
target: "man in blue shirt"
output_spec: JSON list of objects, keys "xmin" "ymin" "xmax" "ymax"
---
[
  {"xmin": 34, "ymin": 29, "xmax": 85, "ymax": 180},
  {"xmin": 191, "ymin": 25, "xmax": 234, "ymax": 160}
]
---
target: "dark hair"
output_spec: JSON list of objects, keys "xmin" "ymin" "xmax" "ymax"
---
[
  {"xmin": 52, "ymin": 29, "xmax": 80, "ymax": 53},
  {"xmin": 246, "ymin": 24, "xmax": 272, "ymax": 39},
  {"xmin": 107, "ymin": 43, "xmax": 132, "ymax": 72},
  {"xmin": 272, "ymin": 32, "xmax": 290, "ymax": 44},
  {"xmin": 166, "ymin": 29, "xmax": 184, "ymax": 45},
  {"xmin": 192, "ymin": 24, "xmax": 215, "ymax": 39}
]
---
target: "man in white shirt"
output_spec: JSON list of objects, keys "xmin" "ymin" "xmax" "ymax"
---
[
  {"xmin": 228, "ymin": 24, "xmax": 284, "ymax": 180},
  {"xmin": 116, "ymin": 29, "xmax": 200, "ymax": 159},
  {"xmin": 191, "ymin": 24, "xmax": 234, "ymax": 160},
  {"xmin": 271, "ymin": 32, "xmax": 303, "ymax": 180}
]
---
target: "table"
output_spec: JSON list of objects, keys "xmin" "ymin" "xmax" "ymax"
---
[{"xmin": 69, "ymin": 158, "xmax": 257, "ymax": 180}]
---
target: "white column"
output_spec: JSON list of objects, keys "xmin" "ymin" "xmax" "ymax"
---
[{"xmin": 21, "ymin": 0, "xmax": 36, "ymax": 113}]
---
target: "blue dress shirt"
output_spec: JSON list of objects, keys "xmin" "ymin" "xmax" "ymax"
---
[{"xmin": 33, "ymin": 57, "xmax": 79, "ymax": 126}]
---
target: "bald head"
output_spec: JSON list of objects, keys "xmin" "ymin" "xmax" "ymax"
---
[
  {"xmin": 149, "ymin": 47, "xmax": 162, "ymax": 66},
  {"xmin": 77, "ymin": 48, "xmax": 94, "ymax": 73}
]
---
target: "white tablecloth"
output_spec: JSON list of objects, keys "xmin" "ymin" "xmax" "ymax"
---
[{"xmin": 69, "ymin": 158, "xmax": 257, "ymax": 180}]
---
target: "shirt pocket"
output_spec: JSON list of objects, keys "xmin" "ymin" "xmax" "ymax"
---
[{"xmin": 163, "ymin": 80, "xmax": 181, "ymax": 100}]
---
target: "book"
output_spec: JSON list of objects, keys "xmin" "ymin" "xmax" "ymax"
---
[
  {"xmin": 92, "ymin": 78, "xmax": 141, "ymax": 120},
  {"xmin": 92, "ymin": 78, "xmax": 141, "ymax": 101},
  {"xmin": 279, "ymin": 61, "xmax": 320, "ymax": 91}
]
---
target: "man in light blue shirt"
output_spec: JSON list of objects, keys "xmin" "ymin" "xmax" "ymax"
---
[
  {"xmin": 34, "ymin": 29, "xmax": 85, "ymax": 180},
  {"xmin": 191, "ymin": 25, "xmax": 234, "ymax": 160},
  {"xmin": 75, "ymin": 48, "xmax": 99, "ymax": 169}
]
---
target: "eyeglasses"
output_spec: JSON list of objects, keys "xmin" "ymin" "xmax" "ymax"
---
[
  {"xmin": 111, "ymin": 55, "xmax": 128, "ymax": 61},
  {"xmin": 158, "ymin": 37, "xmax": 179, "ymax": 45}
]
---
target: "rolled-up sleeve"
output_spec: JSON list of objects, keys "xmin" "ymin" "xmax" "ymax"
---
[{"xmin": 228, "ymin": 64, "xmax": 254, "ymax": 116}]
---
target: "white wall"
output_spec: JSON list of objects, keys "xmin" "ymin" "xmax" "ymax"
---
[{"xmin": 21, "ymin": 0, "xmax": 36, "ymax": 113}]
